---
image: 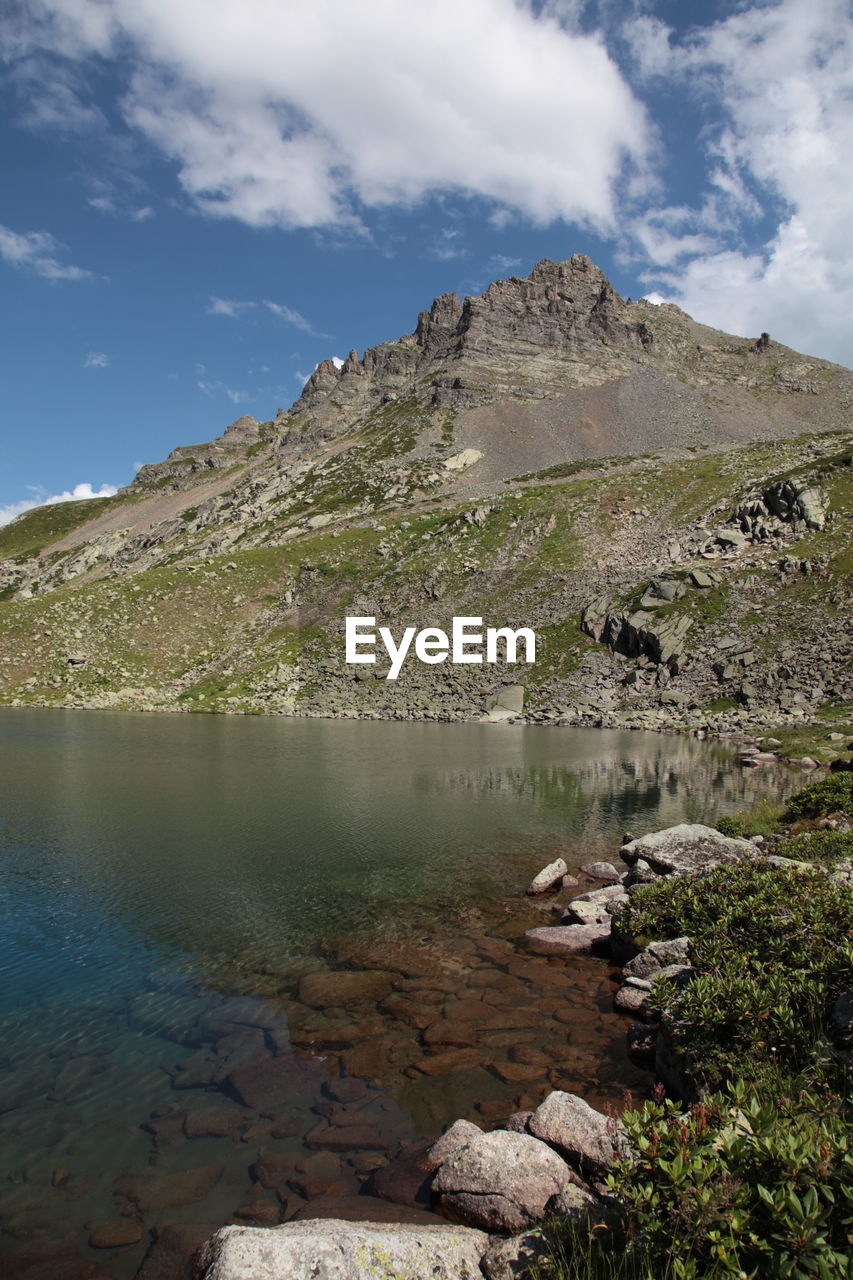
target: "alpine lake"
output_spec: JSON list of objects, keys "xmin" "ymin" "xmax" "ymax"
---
[{"xmin": 0, "ymin": 709, "xmax": 798, "ymax": 1278}]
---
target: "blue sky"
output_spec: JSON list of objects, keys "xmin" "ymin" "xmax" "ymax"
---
[{"xmin": 2, "ymin": 0, "xmax": 851, "ymax": 523}]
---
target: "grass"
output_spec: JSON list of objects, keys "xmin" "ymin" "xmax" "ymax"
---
[{"xmin": 0, "ymin": 495, "xmax": 126, "ymax": 561}]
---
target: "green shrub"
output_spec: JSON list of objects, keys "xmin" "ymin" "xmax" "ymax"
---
[
  {"xmin": 781, "ymin": 829, "xmax": 853, "ymax": 866},
  {"xmin": 615, "ymin": 862, "xmax": 853, "ymax": 1086},
  {"xmin": 783, "ymin": 774, "xmax": 853, "ymax": 822},
  {"xmin": 534, "ymin": 1084, "xmax": 853, "ymax": 1280}
]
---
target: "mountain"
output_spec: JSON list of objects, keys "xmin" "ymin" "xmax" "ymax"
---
[{"xmin": 1, "ymin": 255, "xmax": 851, "ymax": 761}]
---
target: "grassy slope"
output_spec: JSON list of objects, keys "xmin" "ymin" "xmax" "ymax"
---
[{"xmin": 0, "ymin": 425, "xmax": 850, "ymax": 753}]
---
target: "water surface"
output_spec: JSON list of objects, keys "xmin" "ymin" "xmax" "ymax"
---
[{"xmin": 0, "ymin": 710, "xmax": 795, "ymax": 1278}]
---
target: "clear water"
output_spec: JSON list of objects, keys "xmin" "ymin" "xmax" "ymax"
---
[{"xmin": 0, "ymin": 710, "xmax": 795, "ymax": 1278}]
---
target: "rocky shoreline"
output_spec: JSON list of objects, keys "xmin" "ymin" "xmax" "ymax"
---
[{"xmin": 194, "ymin": 812, "xmax": 853, "ymax": 1279}]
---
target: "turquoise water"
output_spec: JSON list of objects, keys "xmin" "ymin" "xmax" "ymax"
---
[{"xmin": 0, "ymin": 710, "xmax": 794, "ymax": 1277}]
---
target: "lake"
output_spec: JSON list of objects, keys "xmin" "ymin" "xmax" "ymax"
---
[{"xmin": 0, "ymin": 710, "xmax": 795, "ymax": 1278}]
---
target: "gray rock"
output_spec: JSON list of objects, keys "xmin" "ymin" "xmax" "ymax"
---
[
  {"xmin": 423, "ymin": 1119, "xmax": 483, "ymax": 1173},
  {"xmin": 526, "ymin": 857, "xmax": 569, "ymax": 894},
  {"xmin": 432, "ymin": 1130, "xmax": 582, "ymax": 1233},
  {"xmin": 619, "ymin": 825, "xmax": 752, "ymax": 876},
  {"xmin": 580, "ymin": 861, "xmax": 620, "ymax": 883},
  {"xmin": 528, "ymin": 1091, "xmax": 626, "ymax": 1178},
  {"xmin": 564, "ymin": 899, "xmax": 611, "ymax": 926},
  {"xmin": 623, "ymin": 937, "xmax": 691, "ymax": 981},
  {"xmin": 199, "ymin": 1221, "xmax": 489, "ymax": 1279},
  {"xmin": 614, "ymin": 981, "xmax": 651, "ymax": 1014}
]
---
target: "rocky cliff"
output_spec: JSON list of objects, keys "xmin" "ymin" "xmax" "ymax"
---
[{"xmin": 0, "ymin": 255, "xmax": 850, "ymax": 761}]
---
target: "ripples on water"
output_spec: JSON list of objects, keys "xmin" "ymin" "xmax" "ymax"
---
[{"xmin": 0, "ymin": 710, "xmax": 797, "ymax": 1278}]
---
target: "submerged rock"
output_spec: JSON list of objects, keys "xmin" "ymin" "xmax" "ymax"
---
[{"xmin": 524, "ymin": 924, "xmax": 609, "ymax": 955}]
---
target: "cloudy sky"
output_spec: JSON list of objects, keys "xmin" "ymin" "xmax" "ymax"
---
[{"xmin": 2, "ymin": 0, "xmax": 851, "ymax": 523}]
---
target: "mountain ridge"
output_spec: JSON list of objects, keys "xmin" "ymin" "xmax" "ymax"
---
[{"xmin": 0, "ymin": 254, "xmax": 850, "ymax": 761}]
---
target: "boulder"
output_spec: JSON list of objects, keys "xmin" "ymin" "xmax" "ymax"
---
[
  {"xmin": 432, "ymin": 1129, "xmax": 590, "ymax": 1233},
  {"xmin": 199, "ymin": 1220, "xmax": 489, "ymax": 1279},
  {"xmin": 526, "ymin": 858, "xmax": 568, "ymax": 894},
  {"xmin": 424, "ymin": 1119, "xmax": 483, "ymax": 1172},
  {"xmin": 528, "ymin": 1091, "xmax": 625, "ymax": 1178},
  {"xmin": 619, "ymin": 825, "xmax": 752, "ymax": 877},
  {"xmin": 443, "ymin": 449, "xmax": 483, "ymax": 473}
]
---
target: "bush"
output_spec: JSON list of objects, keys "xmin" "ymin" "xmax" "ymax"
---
[
  {"xmin": 783, "ymin": 774, "xmax": 853, "ymax": 823},
  {"xmin": 534, "ymin": 1084, "xmax": 853, "ymax": 1280},
  {"xmin": 614, "ymin": 862, "xmax": 853, "ymax": 1086},
  {"xmin": 781, "ymin": 829, "xmax": 853, "ymax": 866}
]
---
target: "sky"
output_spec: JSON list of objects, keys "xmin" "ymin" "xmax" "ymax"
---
[{"xmin": 1, "ymin": 0, "xmax": 852, "ymax": 525}]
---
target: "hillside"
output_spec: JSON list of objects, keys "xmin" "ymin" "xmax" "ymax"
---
[{"xmin": 1, "ymin": 255, "xmax": 851, "ymax": 761}]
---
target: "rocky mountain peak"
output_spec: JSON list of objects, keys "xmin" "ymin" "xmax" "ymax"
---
[{"xmin": 291, "ymin": 254, "xmax": 656, "ymax": 424}]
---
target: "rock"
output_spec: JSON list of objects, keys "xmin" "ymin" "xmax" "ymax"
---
[
  {"xmin": 614, "ymin": 981, "xmax": 650, "ymax": 1014},
  {"xmin": 323, "ymin": 1078, "xmax": 371, "ymax": 1104},
  {"xmin": 524, "ymin": 924, "xmax": 609, "ymax": 955},
  {"xmin": 304, "ymin": 1123, "xmax": 389, "ymax": 1152},
  {"xmin": 88, "ymin": 1218, "xmax": 144, "ymax": 1248},
  {"xmin": 564, "ymin": 899, "xmax": 611, "ymax": 926},
  {"xmin": 184, "ymin": 1106, "xmax": 246, "ymax": 1139},
  {"xmin": 528, "ymin": 1091, "xmax": 625, "ymax": 1177},
  {"xmin": 504, "ymin": 1111, "xmax": 533, "ymax": 1133},
  {"xmin": 366, "ymin": 1140, "xmax": 436, "ymax": 1208},
  {"xmin": 526, "ymin": 858, "xmax": 569, "ymax": 894},
  {"xmin": 619, "ymin": 825, "xmax": 753, "ymax": 877},
  {"xmin": 623, "ymin": 937, "xmax": 691, "ymax": 981},
  {"xmin": 298, "ymin": 970, "xmax": 395, "ymax": 1008},
  {"xmin": 199, "ymin": 1220, "xmax": 489, "ymax": 1280},
  {"xmin": 443, "ymin": 449, "xmax": 483, "ymax": 473},
  {"xmin": 424, "ymin": 1119, "xmax": 483, "ymax": 1172},
  {"xmin": 481, "ymin": 1228, "xmax": 552, "ymax": 1280},
  {"xmin": 433, "ymin": 1129, "xmax": 586, "ymax": 1233},
  {"xmin": 486, "ymin": 684, "xmax": 525, "ymax": 720},
  {"xmin": 130, "ymin": 1223, "xmax": 220, "ymax": 1280},
  {"xmin": 580, "ymin": 861, "xmax": 620, "ymax": 883},
  {"xmin": 114, "ymin": 1164, "xmax": 224, "ymax": 1212},
  {"xmin": 228, "ymin": 1055, "xmax": 328, "ymax": 1111}
]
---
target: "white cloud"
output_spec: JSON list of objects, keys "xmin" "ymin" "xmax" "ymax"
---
[
  {"xmin": 197, "ymin": 378, "xmax": 248, "ymax": 404},
  {"xmin": 9, "ymin": 0, "xmax": 649, "ymax": 233},
  {"xmin": 208, "ymin": 296, "xmax": 255, "ymax": 317},
  {"xmin": 0, "ymin": 223, "xmax": 91, "ymax": 280},
  {"xmin": 208, "ymin": 295, "xmax": 322, "ymax": 334},
  {"xmin": 626, "ymin": 0, "xmax": 853, "ymax": 365},
  {"xmin": 84, "ymin": 350, "xmax": 109, "ymax": 368},
  {"xmin": 263, "ymin": 300, "xmax": 319, "ymax": 334},
  {"xmin": 488, "ymin": 254, "xmax": 522, "ymax": 276},
  {"xmin": 0, "ymin": 482, "xmax": 119, "ymax": 528}
]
